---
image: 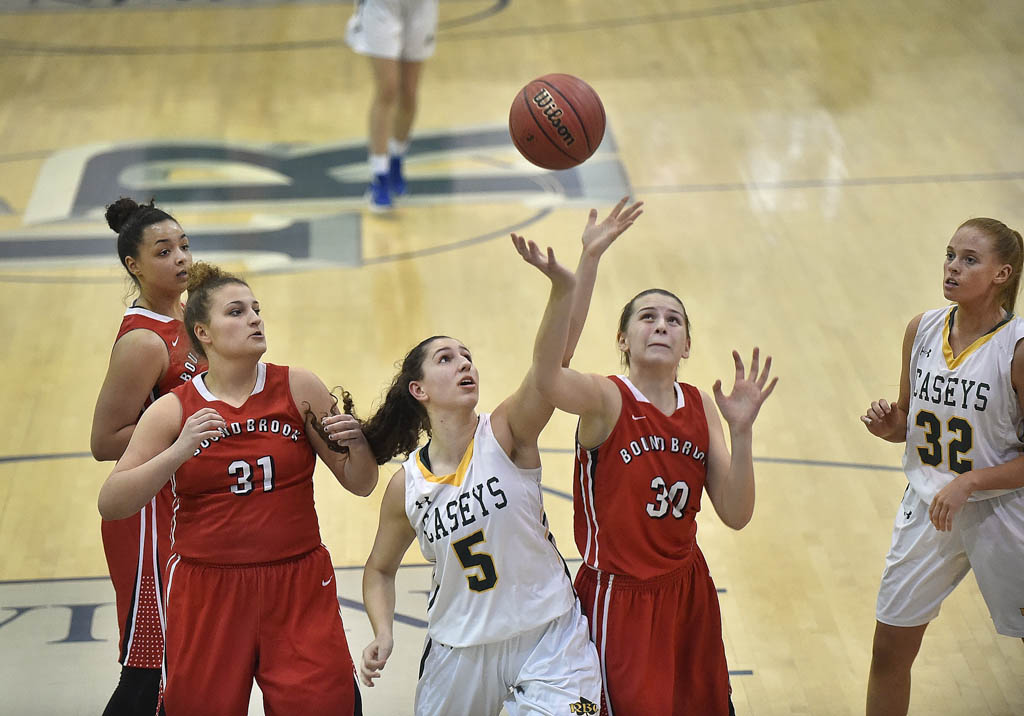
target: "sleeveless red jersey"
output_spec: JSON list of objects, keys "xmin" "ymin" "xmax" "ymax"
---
[
  {"xmin": 115, "ymin": 306, "xmax": 204, "ymax": 404},
  {"xmin": 573, "ymin": 375, "xmax": 709, "ymax": 580},
  {"xmin": 169, "ymin": 362, "xmax": 322, "ymax": 564},
  {"xmin": 102, "ymin": 306, "xmax": 204, "ymax": 668}
]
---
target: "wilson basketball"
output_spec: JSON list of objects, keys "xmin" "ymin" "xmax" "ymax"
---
[{"xmin": 508, "ymin": 74, "xmax": 606, "ymax": 171}]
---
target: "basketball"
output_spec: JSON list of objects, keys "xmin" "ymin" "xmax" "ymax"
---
[{"xmin": 508, "ymin": 73, "xmax": 606, "ymax": 171}]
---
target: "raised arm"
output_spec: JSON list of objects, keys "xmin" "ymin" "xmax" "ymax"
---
[
  {"xmin": 98, "ymin": 394, "xmax": 225, "ymax": 519},
  {"xmin": 497, "ymin": 199, "xmax": 644, "ymax": 455},
  {"xmin": 290, "ymin": 367, "xmax": 378, "ymax": 497},
  {"xmin": 702, "ymin": 348, "xmax": 778, "ymax": 530},
  {"xmin": 861, "ymin": 314, "xmax": 921, "ymax": 442},
  {"xmin": 91, "ymin": 330, "xmax": 169, "ymax": 461},
  {"xmin": 360, "ymin": 468, "xmax": 417, "ymax": 687}
]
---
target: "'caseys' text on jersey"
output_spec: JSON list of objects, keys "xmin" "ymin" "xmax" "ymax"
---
[
  {"xmin": 192, "ymin": 417, "xmax": 303, "ymax": 456},
  {"xmin": 420, "ymin": 476, "xmax": 508, "ymax": 543},
  {"xmin": 619, "ymin": 433, "xmax": 707, "ymax": 465},
  {"xmin": 914, "ymin": 369, "xmax": 990, "ymax": 412}
]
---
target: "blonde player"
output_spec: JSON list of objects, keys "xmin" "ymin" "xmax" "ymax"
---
[
  {"xmin": 341, "ymin": 199, "xmax": 642, "ymax": 715},
  {"xmin": 861, "ymin": 218, "xmax": 1024, "ymax": 716}
]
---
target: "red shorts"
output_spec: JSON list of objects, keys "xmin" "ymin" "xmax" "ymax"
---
[
  {"xmin": 162, "ymin": 545, "xmax": 359, "ymax": 716},
  {"xmin": 575, "ymin": 548, "xmax": 731, "ymax": 716}
]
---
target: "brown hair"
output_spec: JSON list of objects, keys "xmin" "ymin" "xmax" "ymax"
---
[
  {"xmin": 183, "ymin": 262, "xmax": 250, "ymax": 359},
  {"xmin": 105, "ymin": 197, "xmax": 179, "ymax": 290},
  {"xmin": 616, "ymin": 289, "xmax": 691, "ymax": 368},
  {"xmin": 959, "ymin": 218, "xmax": 1024, "ymax": 314},
  {"xmin": 361, "ymin": 336, "xmax": 449, "ymax": 465}
]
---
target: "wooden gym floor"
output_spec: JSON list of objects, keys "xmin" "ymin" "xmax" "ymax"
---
[{"xmin": 0, "ymin": 0, "xmax": 1022, "ymax": 713}]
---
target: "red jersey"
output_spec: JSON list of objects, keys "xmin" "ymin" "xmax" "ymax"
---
[
  {"xmin": 169, "ymin": 362, "xmax": 322, "ymax": 564},
  {"xmin": 103, "ymin": 306, "xmax": 204, "ymax": 668},
  {"xmin": 573, "ymin": 375, "xmax": 709, "ymax": 580},
  {"xmin": 115, "ymin": 306, "xmax": 204, "ymax": 404}
]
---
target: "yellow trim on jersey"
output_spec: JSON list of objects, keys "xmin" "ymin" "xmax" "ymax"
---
[
  {"xmin": 417, "ymin": 438, "xmax": 475, "ymax": 486},
  {"xmin": 942, "ymin": 306, "xmax": 1013, "ymax": 369}
]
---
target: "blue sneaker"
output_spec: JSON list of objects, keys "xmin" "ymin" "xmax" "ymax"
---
[
  {"xmin": 388, "ymin": 156, "xmax": 407, "ymax": 197},
  {"xmin": 367, "ymin": 173, "xmax": 393, "ymax": 212}
]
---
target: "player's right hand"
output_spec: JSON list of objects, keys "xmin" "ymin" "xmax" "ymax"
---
[
  {"xmin": 860, "ymin": 398, "xmax": 900, "ymax": 438},
  {"xmin": 174, "ymin": 407, "xmax": 226, "ymax": 457},
  {"xmin": 359, "ymin": 634, "xmax": 394, "ymax": 687}
]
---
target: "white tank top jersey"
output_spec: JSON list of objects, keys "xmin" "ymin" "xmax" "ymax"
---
[
  {"xmin": 904, "ymin": 306, "xmax": 1024, "ymax": 505},
  {"xmin": 403, "ymin": 413, "xmax": 575, "ymax": 648}
]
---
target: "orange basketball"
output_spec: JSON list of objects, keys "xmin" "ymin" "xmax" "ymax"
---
[{"xmin": 508, "ymin": 73, "xmax": 606, "ymax": 171}]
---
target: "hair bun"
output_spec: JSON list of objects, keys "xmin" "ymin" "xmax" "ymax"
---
[
  {"xmin": 105, "ymin": 197, "xmax": 145, "ymax": 233},
  {"xmin": 186, "ymin": 261, "xmax": 227, "ymax": 293}
]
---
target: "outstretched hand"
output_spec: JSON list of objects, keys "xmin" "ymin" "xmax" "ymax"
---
[
  {"xmin": 581, "ymin": 196, "xmax": 644, "ymax": 258},
  {"xmin": 712, "ymin": 348, "xmax": 778, "ymax": 431},
  {"xmin": 510, "ymin": 234, "xmax": 575, "ymax": 290}
]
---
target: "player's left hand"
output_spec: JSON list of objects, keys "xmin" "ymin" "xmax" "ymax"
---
[
  {"xmin": 713, "ymin": 348, "xmax": 778, "ymax": 431},
  {"xmin": 929, "ymin": 475, "xmax": 973, "ymax": 531},
  {"xmin": 322, "ymin": 413, "xmax": 370, "ymax": 453},
  {"xmin": 579, "ymin": 196, "xmax": 644, "ymax": 258}
]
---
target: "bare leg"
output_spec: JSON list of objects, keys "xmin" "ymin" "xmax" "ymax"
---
[
  {"xmin": 866, "ymin": 621, "xmax": 928, "ymax": 716},
  {"xmin": 368, "ymin": 56, "xmax": 400, "ymax": 156},
  {"xmin": 392, "ymin": 60, "xmax": 424, "ymax": 142}
]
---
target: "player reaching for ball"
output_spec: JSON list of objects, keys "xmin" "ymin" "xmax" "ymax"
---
[
  {"xmin": 519, "ymin": 210, "xmax": 778, "ymax": 715},
  {"xmin": 350, "ymin": 199, "xmax": 642, "ymax": 716}
]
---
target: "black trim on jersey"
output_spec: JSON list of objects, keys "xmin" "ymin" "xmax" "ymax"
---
[
  {"xmin": 426, "ymin": 583, "xmax": 440, "ymax": 611},
  {"xmin": 948, "ymin": 306, "xmax": 1013, "ymax": 336},
  {"xmin": 417, "ymin": 638, "xmax": 433, "ymax": 680},
  {"xmin": 420, "ymin": 441, "xmax": 432, "ymax": 473},
  {"xmin": 352, "ymin": 674, "xmax": 364, "ymax": 716}
]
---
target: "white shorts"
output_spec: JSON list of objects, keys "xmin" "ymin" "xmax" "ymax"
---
[
  {"xmin": 345, "ymin": 0, "xmax": 439, "ymax": 62},
  {"xmin": 414, "ymin": 604, "xmax": 602, "ymax": 716},
  {"xmin": 876, "ymin": 485, "xmax": 1024, "ymax": 637}
]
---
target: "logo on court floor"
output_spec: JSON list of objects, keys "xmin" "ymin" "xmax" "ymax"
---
[
  {"xmin": 1, "ymin": 128, "xmax": 630, "ymax": 273},
  {"xmin": 569, "ymin": 696, "xmax": 599, "ymax": 714}
]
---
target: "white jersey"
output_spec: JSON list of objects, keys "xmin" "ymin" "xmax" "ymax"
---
[
  {"xmin": 904, "ymin": 306, "xmax": 1024, "ymax": 504},
  {"xmin": 404, "ymin": 413, "xmax": 575, "ymax": 648}
]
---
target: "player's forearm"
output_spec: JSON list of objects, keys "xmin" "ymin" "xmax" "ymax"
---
[
  {"xmin": 362, "ymin": 567, "xmax": 398, "ymax": 640},
  {"xmin": 90, "ymin": 424, "xmax": 134, "ymax": 462},
  {"xmin": 960, "ymin": 455, "xmax": 1024, "ymax": 493},
  {"xmin": 98, "ymin": 448, "xmax": 187, "ymax": 520},
  {"xmin": 564, "ymin": 253, "xmax": 600, "ymax": 366},
  {"xmin": 718, "ymin": 428, "xmax": 756, "ymax": 529},
  {"xmin": 337, "ymin": 446, "xmax": 380, "ymax": 496},
  {"xmin": 533, "ymin": 278, "xmax": 576, "ymax": 396}
]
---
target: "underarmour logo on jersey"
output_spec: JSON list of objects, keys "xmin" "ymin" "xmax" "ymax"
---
[
  {"xmin": 171, "ymin": 336, "xmax": 179, "ymax": 347},
  {"xmin": 321, "ymin": 575, "xmax": 333, "ymax": 587},
  {"xmin": 569, "ymin": 697, "xmax": 598, "ymax": 714},
  {"xmin": 415, "ymin": 496, "xmax": 433, "ymax": 509},
  {"xmin": 631, "ymin": 414, "xmax": 647, "ymax": 421},
  {"xmin": 920, "ymin": 348, "xmax": 931, "ymax": 357},
  {"xmin": 904, "ymin": 510, "xmax": 913, "ymax": 519}
]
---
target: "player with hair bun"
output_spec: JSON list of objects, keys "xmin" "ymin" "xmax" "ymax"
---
[
  {"xmin": 91, "ymin": 197, "xmax": 205, "ymax": 716},
  {"xmin": 99, "ymin": 262, "xmax": 376, "ymax": 716}
]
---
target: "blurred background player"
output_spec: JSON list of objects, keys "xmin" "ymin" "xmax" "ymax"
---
[
  {"xmin": 345, "ymin": 0, "xmax": 439, "ymax": 211},
  {"xmin": 91, "ymin": 198, "xmax": 206, "ymax": 716}
]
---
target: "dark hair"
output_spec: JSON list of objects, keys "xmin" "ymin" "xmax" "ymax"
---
[
  {"xmin": 302, "ymin": 388, "xmax": 357, "ymax": 454},
  {"xmin": 616, "ymin": 288, "xmax": 691, "ymax": 368},
  {"xmin": 183, "ymin": 262, "xmax": 250, "ymax": 359},
  {"xmin": 958, "ymin": 218, "xmax": 1024, "ymax": 314},
  {"xmin": 105, "ymin": 197, "xmax": 178, "ymax": 288},
  {"xmin": 362, "ymin": 336, "xmax": 449, "ymax": 465}
]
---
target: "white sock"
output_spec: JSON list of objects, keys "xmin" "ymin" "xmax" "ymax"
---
[
  {"xmin": 369, "ymin": 154, "xmax": 388, "ymax": 177},
  {"xmin": 388, "ymin": 138, "xmax": 409, "ymax": 157}
]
